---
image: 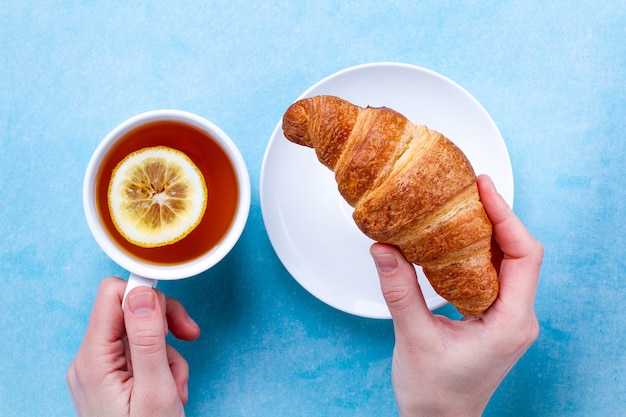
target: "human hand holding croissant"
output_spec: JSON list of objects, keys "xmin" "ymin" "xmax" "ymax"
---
[
  {"xmin": 370, "ymin": 175, "xmax": 542, "ymax": 416},
  {"xmin": 282, "ymin": 95, "xmax": 498, "ymax": 316}
]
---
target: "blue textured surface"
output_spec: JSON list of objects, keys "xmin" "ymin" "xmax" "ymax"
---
[{"xmin": 1, "ymin": 1, "xmax": 625, "ymax": 416}]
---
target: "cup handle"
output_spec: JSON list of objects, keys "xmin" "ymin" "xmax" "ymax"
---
[{"xmin": 121, "ymin": 273, "xmax": 158, "ymax": 310}]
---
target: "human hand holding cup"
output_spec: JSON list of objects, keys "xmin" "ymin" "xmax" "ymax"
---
[{"xmin": 83, "ymin": 110, "xmax": 250, "ymax": 307}]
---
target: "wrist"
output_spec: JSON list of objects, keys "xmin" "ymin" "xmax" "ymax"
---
[
  {"xmin": 395, "ymin": 392, "xmax": 487, "ymax": 417},
  {"xmin": 398, "ymin": 404, "xmax": 485, "ymax": 417}
]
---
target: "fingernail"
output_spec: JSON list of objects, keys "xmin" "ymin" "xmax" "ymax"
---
[
  {"xmin": 128, "ymin": 291, "xmax": 156, "ymax": 315},
  {"xmin": 372, "ymin": 253, "xmax": 398, "ymax": 273},
  {"xmin": 187, "ymin": 313, "xmax": 199, "ymax": 329}
]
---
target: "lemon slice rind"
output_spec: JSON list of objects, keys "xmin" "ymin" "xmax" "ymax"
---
[{"xmin": 108, "ymin": 146, "xmax": 207, "ymax": 248}]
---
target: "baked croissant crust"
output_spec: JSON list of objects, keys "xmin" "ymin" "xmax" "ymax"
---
[{"xmin": 282, "ymin": 95, "xmax": 498, "ymax": 316}]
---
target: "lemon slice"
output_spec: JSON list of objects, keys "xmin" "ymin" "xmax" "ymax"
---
[{"xmin": 108, "ymin": 146, "xmax": 207, "ymax": 248}]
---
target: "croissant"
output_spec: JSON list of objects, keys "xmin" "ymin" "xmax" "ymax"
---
[{"xmin": 282, "ymin": 95, "xmax": 498, "ymax": 316}]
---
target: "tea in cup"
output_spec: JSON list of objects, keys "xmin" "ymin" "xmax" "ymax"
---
[{"xmin": 83, "ymin": 110, "xmax": 250, "ymax": 305}]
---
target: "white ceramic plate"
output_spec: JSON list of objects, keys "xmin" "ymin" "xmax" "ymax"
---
[{"xmin": 260, "ymin": 62, "xmax": 513, "ymax": 319}]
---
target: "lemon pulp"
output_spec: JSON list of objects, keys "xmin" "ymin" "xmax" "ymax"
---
[{"xmin": 108, "ymin": 146, "xmax": 207, "ymax": 248}]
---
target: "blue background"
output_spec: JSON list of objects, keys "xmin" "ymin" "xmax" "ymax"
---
[{"xmin": 1, "ymin": 1, "xmax": 625, "ymax": 416}]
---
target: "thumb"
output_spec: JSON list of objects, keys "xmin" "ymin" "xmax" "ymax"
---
[
  {"xmin": 124, "ymin": 287, "xmax": 179, "ymax": 406},
  {"xmin": 370, "ymin": 243, "xmax": 433, "ymax": 334}
]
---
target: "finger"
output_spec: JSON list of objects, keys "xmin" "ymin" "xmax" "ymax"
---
[
  {"xmin": 167, "ymin": 344, "xmax": 190, "ymax": 405},
  {"xmin": 68, "ymin": 277, "xmax": 127, "ymax": 409},
  {"xmin": 123, "ymin": 287, "xmax": 177, "ymax": 396},
  {"xmin": 477, "ymin": 175, "xmax": 543, "ymax": 311},
  {"xmin": 477, "ymin": 175, "xmax": 540, "ymax": 259},
  {"xmin": 82, "ymin": 277, "xmax": 127, "ymax": 348},
  {"xmin": 166, "ymin": 297, "xmax": 201, "ymax": 342},
  {"xmin": 370, "ymin": 243, "xmax": 434, "ymax": 336}
]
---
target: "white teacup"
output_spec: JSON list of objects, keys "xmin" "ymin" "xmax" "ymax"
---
[{"xmin": 83, "ymin": 110, "xmax": 250, "ymax": 307}]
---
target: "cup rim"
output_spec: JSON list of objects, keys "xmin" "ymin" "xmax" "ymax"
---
[{"xmin": 83, "ymin": 109, "xmax": 251, "ymax": 280}]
